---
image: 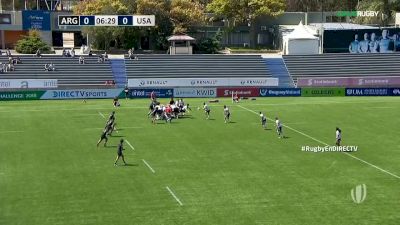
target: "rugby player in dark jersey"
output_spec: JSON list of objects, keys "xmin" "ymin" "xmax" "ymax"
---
[
  {"xmin": 96, "ymin": 128, "xmax": 109, "ymax": 147},
  {"xmin": 108, "ymin": 111, "xmax": 115, "ymax": 123},
  {"xmin": 114, "ymin": 139, "xmax": 127, "ymax": 166},
  {"xmin": 106, "ymin": 111, "xmax": 116, "ymax": 135}
]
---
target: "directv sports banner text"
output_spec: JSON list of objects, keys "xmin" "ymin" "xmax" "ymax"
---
[
  {"xmin": 128, "ymin": 78, "xmax": 278, "ymax": 88},
  {"xmin": 40, "ymin": 89, "xmax": 123, "ymax": 99},
  {"xmin": 217, "ymin": 87, "xmax": 260, "ymax": 97},
  {"xmin": 345, "ymin": 88, "xmax": 400, "ymax": 96},
  {"xmin": 0, "ymin": 91, "xmax": 45, "ymax": 100},
  {"xmin": 0, "ymin": 79, "xmax": 58, "ymax": 89},
  {"xmin": 259, "ymin": 88, "xmax": 301, "ymax": 97},
  {"xmin": 301, "ymin": 88, "xmax": 345, "ymax": 97},
  {"xmin": 129, "ymin": 89, "xmax": 173, "ymax": 98},
  {"xmin": 173, "ymin": 88, "xmax": 216, "ymax": 98}
]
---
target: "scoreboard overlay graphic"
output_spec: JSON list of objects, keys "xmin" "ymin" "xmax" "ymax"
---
[{"xmin": 58, "ymin": 15, "xmax": 155, "ymax": 26}]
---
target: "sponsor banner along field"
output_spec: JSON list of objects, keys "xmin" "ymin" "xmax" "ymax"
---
[
  {"xmin": 129, "ymin": 89, "xmax": 173, "ymax": 98},
  {"xmin": 297, "ymin": 77, "xmax": 400, "ymax": 87},
  {"xmin": 0, "ymin": 91, "xmax": 45, "ymax": 100},
  {"xmin": 217, "ymin": 87, "xmax": 260, "ymax": 97},
  {"xmin": 301, "ymin": 88, "xmax": 345, "ymax": 97},
  {"xmin": 128, "ymin": 78, "xmax": 278, "ymax": 88},
  {"xmin": 173, "ymin": 88, "xmax": 217, "ymax": 98},
  {"xmin": 345, "ymin": 88, "xmax": 400, "ymax": 96},
  {"xmin": 0, "ymin": 79, "xmax": 58, "ymax": 89},
  {"xmin": 40, "ymin": 89, "xmax": 124, "ymax": 99},
  {"xmin": 259, "ymin": 88, "xmax": 301, "ymax": 97}
]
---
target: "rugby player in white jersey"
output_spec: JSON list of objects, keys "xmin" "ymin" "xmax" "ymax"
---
[
  {"xmin": 259, "ymin": 112, "xmax": 267, "ymax": 129},
  {"xmin": 223, "ymin": 105, "xmax": 230, "ymax": 123},
  {"xmin": 336, "ymin": 127, "xmax": 342, "ymax": 146},
  {"xmin": 203, "ymin": 102, "xmax": 210, "ymax": 119},
  {"xmin": 275, "ymin": 117, "xmax": 283, "ymax": 138}
]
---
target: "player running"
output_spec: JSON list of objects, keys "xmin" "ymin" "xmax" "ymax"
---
[
  {"xmin": 105, "ymin": 120, "xmax": 115, "ymax": 136},
  {"xmin": 114, "ymin": 139, "xmax": 127, "ymax": 166},
  {"xmin": 105, "ymin": 111, "xmax": 116, "ymax": 135},
  {"xmin": 275, "ymin": 117, "xmax": 283, "ymax": 138},
  {"xmin": 203, "ymin": 102, "xmax": 211, "ymax": 119},
  {"xmin": 107, "ymin": 111, "xmax": 115, "ymax": 123},
  {"xmin": 96, "ymin": 128, "xmax": 109, "ymax": 147},
  {"xmin": 223, "ymin": 105, "xmax": 230, "ymax": 123},
  {"xmin": 260, "ymin": 112, "xmax": 267, "ymax": 129},
  {"xmin": 336, "ymin": 127, "xmax": 342, "ymax": 146},
  {"xmin": 113, "ymin": 97, "xmax": 120, "ymax": 107}
]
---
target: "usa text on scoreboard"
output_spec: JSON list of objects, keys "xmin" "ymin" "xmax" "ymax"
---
[{"xmin": 58, "ymin": 15, "xmax": 155, "ymax": 26}]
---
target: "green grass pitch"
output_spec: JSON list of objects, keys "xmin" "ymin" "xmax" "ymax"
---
[{"xmin": 1, "ymin": 97, "xmax": 400, "ymax": 225}]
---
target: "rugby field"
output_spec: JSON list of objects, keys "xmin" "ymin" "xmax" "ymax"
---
[{"xmin": 1, "ymin": 97, "xmax": 400, "ymax": 225}]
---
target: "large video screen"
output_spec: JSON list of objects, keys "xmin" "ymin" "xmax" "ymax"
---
[{"xmin": 324, "ymin": 28, "xmax": 400, "ymax": 53}]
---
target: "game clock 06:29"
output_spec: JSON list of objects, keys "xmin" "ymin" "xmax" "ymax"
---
[{"xmin": 95, "ymin": 15, "xmax": 117, "ymax": 26}]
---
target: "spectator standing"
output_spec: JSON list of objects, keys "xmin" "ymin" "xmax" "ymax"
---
[
  {"xmin": 36, "ymin": 49, "xmax": 42, "ymax": 57},
  {"xmin": 71, "ymin": 48, "xmax": 75, "ymax": 58},
  {"xmin": 79, "ymin": 56, "xmax": 85, "ymax": 64},
  {"xmin": 103, "ymin": 52, "xmax": 108, "ymax": 61}
]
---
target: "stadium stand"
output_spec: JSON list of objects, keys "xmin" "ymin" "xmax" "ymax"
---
[
  {"xmin": 0, "ymin": 55, "xmax": 114, "ymax": 87},
  {"xmin": 283, "ymin": 53, "xmax": 400, "ymax": 82},
  {"xmin": 264, "ymin": 58, "xmax": 294, "ymax": 87},
  {"xmin": 125, "ymin": 55, "xmax": 272, "ymax": 79}
]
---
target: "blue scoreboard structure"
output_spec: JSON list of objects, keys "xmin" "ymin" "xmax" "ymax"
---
[{"xmin": 58, "ymin": 15, "xmax": 155, "ymax": 26}]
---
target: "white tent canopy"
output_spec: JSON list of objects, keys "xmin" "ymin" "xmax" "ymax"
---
[{"xmin": 283, "ymin": 21, "xmax": 319, "ymax": 55}]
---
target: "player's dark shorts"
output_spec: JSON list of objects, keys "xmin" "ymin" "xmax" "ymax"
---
[
  {"xmin": 117, "ymin": 152, "xmax": 123, "ymax": 157},
  {"xmin": 206, "ymin": 109, "xmax": 210, "ymax": 113},
  {"xmin": 226, "ymin": 113, "xmax": 230, "ymax": 118},
  {"xmin": 336, "ymin": 138, "xmax": 341, "ymax": 142},
  {"xmin": 262, "ymin": 119, "xmax": 266, "ymax": 125},
  {"xmin": 277, "ymin": 127, "xmax": 282, "ymax": 133},
  {"xmin": 101, "ymin": 134, "xmax": 108, "ymax": 141}
]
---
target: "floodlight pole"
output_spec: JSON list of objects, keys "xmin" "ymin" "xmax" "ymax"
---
[{"xmin": 320, "ymin": 0, "xmax": 324, "ymax": 54}]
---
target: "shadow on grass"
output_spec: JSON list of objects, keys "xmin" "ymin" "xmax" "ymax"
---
[
  {"xmin": 122, "ymin": 163, "xmax": 139, "ymax": 167},
  {"xmin": 105, "ymin": 145, "xmax": 117, "ymax": 148},
  {"xmin": 109, "ymin": 135, "xmax": 125, "ymax": 138}
]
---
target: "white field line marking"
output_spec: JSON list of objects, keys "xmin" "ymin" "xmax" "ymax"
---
[
  {"xmin": 142, "ymin": 159, "xmax": 155, "ymax": 173},
  {"xmin": 98, "ymin": 112, "xmax": 106, "ymax": 118},
  {"xmin": 84, "ymin": 126, "xmax": 143, "ymax": 130},
  {"xmin": 0, "ymin": 106, "xmax": 149, "ymax": 113},
  {"xmin": 0, "ymin": 100, "xmax": 398, "ymax": 114},
  {"xmin": 238, "ymin": 105, "xmax": 400, "ymax": 180},
  {"xmin": 368, "ymin": 106, "xmax": 396, "ymax": 109},
  {"xmin": 166, "ymin": 186, "xmax": 183, "ymax": 206},
  {"xmin": 126, "ymin": 140, "xmax": 135, "ymax": 151},
  {"xmin": 247, "ymin": 100, "xmax": 400, "ymax": 107},
  {"xmin": 0, "ymin": 131, "xmax": 24, "ymax": 134}
]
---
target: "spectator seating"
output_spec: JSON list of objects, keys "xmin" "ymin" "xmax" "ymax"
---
[
  {"xmin": 0, "ymin": 55, "xmax": 114, "ymax": 87},
  {"xmin": 283, "ymin": 53, "xmax": 400, "ymax": 82},
  {"xmin": 125, "ymin": 55, "xmax": 272, "ymax": 79}
]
